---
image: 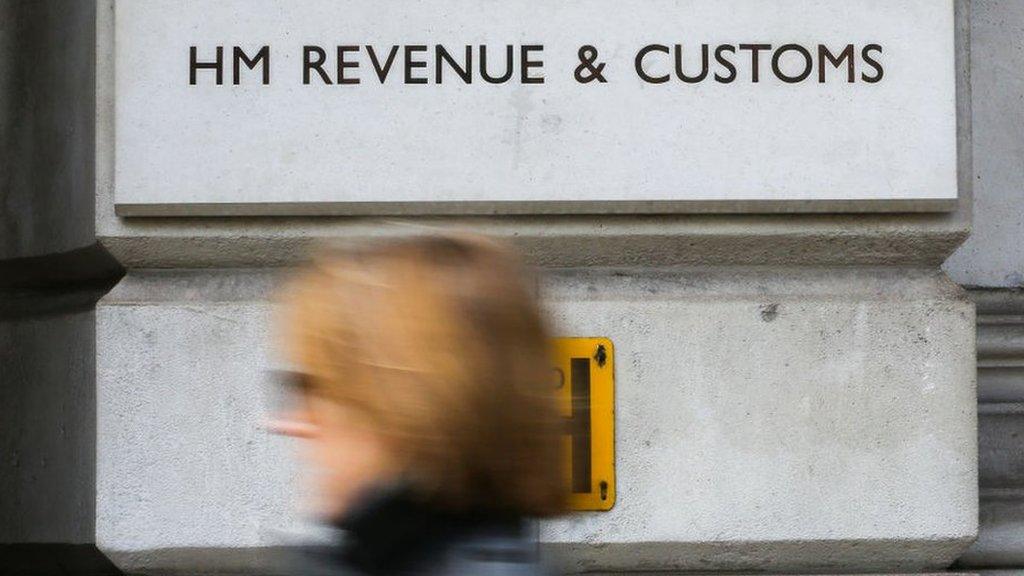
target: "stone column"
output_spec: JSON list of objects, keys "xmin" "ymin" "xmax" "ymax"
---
[
  {"xmin": 944, "ymin": 0, "xmax": 1024, "ymax": 570},
  {"xmin": 0, "ymin": 1, "xmax": 122, "ymax": 572}
]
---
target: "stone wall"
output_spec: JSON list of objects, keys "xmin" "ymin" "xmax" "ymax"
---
[
  {"xmin": 91, "ymin": 0, "xmax": 982, "ymax": 574},
  {"xmin": 9, "ymin": 0, "xmax": 1023, "ymax": 574}
]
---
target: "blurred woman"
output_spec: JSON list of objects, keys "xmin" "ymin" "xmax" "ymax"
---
[{"xmin": 271, "ymin": 234, "xmax": 565, "ymax": 575}]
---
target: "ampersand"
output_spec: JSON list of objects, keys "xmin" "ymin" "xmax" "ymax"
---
[{"xmin": 574, "ymin": 45, "xmax": 607, "ymax": 83}]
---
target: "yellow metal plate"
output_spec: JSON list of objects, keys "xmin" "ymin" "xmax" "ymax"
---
[{"xmin": 552, "ymin": 337, "xmax": 615, "ymax": 511}]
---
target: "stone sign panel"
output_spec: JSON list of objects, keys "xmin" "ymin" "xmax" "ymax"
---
[{"xmin": 114, "ymin": 0, "xmax": 957, "ymax": 215}]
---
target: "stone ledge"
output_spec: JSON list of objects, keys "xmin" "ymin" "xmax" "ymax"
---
[
  {"xmin": 97, "ymin": 216, "xmax": 972, "ymax": 269},
  {"xmin": 545, "ymin": 539, "xmax": 975, "ymax": 574},
  {"xmin": 0, "ymin": 243, "xmax": 124, "ymax": 319},
  {"xmin": 0, "ymin": 544, "xmax": 121, "ymax": 576},
  {"xmin": 956, "ymin": 497, "xmax": 1024, "ymax": 569},
  {"xmin": 99, "ymin": 543, "xmax": 981, "ymax": 576},
  {"xmin": 99, "ymin": 266, "xmax": 968, "ymax": 306}
]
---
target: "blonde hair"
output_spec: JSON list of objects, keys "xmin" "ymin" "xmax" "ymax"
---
[{"xmin": 279, "ymin": 234, "xmax": 566, "ymax": 516}]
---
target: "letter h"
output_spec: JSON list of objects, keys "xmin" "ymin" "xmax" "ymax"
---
[{"xmin": 190, "ymin": 46, "xmax": 224, "ymax": 85}]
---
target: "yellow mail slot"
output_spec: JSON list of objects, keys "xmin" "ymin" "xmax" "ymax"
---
[{"xmin": 552, "ymin": 337, "xmax": 615, "ymax": 511}]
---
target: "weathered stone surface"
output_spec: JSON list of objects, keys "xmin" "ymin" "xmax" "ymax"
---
[
  {"xmin": 97, "ymin": 267, "xmax": 977, "ymax": 573},
  {"xmin": 957, "ymin": 291, "xmax": 1024, "ymax": 569},
  {"xmin": 944, "ymin": 0, "xmax": 1024, "ymax": 289},
  {"xmin": 540, "ymin": 268, "xmax": 976, "ymax": 573},
  {"xmin": 0, "ymin": 311, "xmax": 97, "ymax": 544}
]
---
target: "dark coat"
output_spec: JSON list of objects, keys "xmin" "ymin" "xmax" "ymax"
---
[{"xmin": 278, "ymin": 486, "xmax": 549, "ymax": 576}]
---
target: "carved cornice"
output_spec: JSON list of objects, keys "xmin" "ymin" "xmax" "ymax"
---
[{"xmin": 973, "ymin": 289, "xmax": 1024, "ymax": 404}]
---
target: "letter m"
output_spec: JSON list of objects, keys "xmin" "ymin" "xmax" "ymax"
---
[{"xmin": 233, "ymin": 46, "xmax": 271, "ymax": 85}]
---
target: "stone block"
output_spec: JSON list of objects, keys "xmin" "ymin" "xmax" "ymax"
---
[{"xmin": 96, "ymin": 267, "xmax": 977, "ymax": 573}]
